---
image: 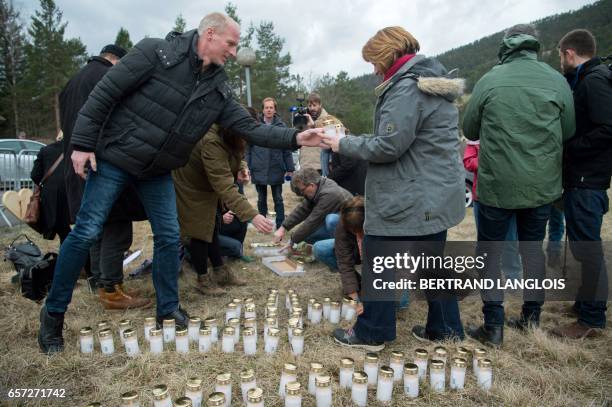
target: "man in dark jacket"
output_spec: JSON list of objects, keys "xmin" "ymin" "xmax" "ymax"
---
[
  {"xmin": 328, "ymin": 150, "xmax": 367, "ymax": 196},
  {"xmin": 552, "ymin": 29, "xmax": 611, "ymax": 339},
  {"xmin": 247, "ymin": 97, "xmax": 294, "ymax": 229},
  {"xmin": 59, "ymin": 44, "xmax": 150, "ymax": 311},
  {"xmin": 38, "ymin": 12, "xmax": 323, "ymax": 354}
]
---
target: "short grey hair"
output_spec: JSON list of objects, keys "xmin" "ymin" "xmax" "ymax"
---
[
  {"xmin": 291, "ymin": 168, "xmax": 321, "ymax": 194},
  {"xmin": 504, "ymin": 24, "xmax": 539, "ymax": 40},
  {"xmin": 197, "ymin": 12, "xmax": 239, "ymax": 36}
]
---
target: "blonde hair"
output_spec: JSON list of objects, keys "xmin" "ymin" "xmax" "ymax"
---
[
  {"xmin": 362, "ymin": 26, "xmax": 420, "ymax": 74},
  {"xmin": 197, "ymin": 12, "xmax": 238, "ymax": 36},
  {"xmin": 262, "ymin": 97, "xmax": 277, "ymax": 110}
]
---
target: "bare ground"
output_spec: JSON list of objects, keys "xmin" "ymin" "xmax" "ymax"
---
[{"xmin": 0, "ymin": 184, "xmax": 610, "ymax": 406}]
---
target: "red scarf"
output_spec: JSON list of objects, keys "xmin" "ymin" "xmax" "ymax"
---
[{"xmin": 383, "ymin": 54, "xmax": 416, "ymax": 81}]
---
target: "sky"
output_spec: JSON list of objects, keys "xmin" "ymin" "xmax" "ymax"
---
[{"xmin": 17, "ymin": 0, "xmax": 595, "ymax": 82}]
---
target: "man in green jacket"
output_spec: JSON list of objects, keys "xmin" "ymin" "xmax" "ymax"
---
[{"xmin": 463, "ymin": 24, "xmax": 575, "ymax": 346}]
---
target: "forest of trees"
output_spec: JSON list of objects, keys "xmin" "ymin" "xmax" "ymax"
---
[{"xmin": 0, "ymin": 0, "xmax": 610, "ymax": 141}]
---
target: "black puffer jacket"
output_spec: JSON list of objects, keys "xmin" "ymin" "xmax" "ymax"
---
[
  {"xmin": 72, "ymin": 30, "xmax": 298, "ymax": 178},
  {"xmin": 563, "ymin": 57, "xmax": 612, "ymax": 190}
]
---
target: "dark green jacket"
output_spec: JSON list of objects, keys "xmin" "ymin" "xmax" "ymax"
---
[{"xmin": 463, "ymin": 35, "xmax": 575, "ymax": 209}]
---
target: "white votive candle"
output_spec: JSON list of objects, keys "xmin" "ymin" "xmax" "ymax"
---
[
  {"xmin": 221, "ymin": 327, "xmax": 235, "ymax": 353},
  {"xmin": 403, "ymin": 363, "xmax": 419, "ymax": 398},
  {"xmin": 265, "ymin": 327, "xmax": 280, "ymax": 354},
  {"xmin": 389, "ymin": 350, "xmax": 405, "ymax": 383},
  {"xmin": 246, "ymin": 387, "xmax": 264, "ymax": 407},
  {"xmin": 204, "ymin": 317, "xmax": 218, "ymax": 343},
  {"xmin": 118, "ymin": 319, "xmax": 132, "ymax": 344},
  {"xmin": 329, "ymin": 302, "xmax": 341, "ymax": 324},
  {"xmin": 214, "ymin": 374, "xmax": 232, "ymax": 407},
  {"xmin": 311, "ymin": 303, "xmax": 323, "ymax": 324},
  {"xmin": 315, "ymin": 375, "xmax": 332, "ymax": 407},
  {"xmin": 450, "ymin": 357, "xmax": 467, "ymax": 390},
  {"xmin": 175, "ymin": 328, "xmax": 189, "ymax": 354},
  {"xmin": 240, "ymin": 369, "xmax": 257, "ymax": 404},
  {"xmin": 477, "ymin": 359, "xmax": 493, "ymax": 391},
  {"xmin": 339, "ymin": 357, "xmax": 355, "ymax": 389},
  {"xmin": 243, "ymin": 327, "xmax": 257, "ymax": 355},
  {"xmin": 185, "ymin": 377, "xmax": 203, "ymax": 407},
  {"xmin": 188, "ymin": 317, "xmax": 201, "ymax": 343},
  {"xmin": 149, "ymin": 328, "xmax": 163, "ymax": 354},
  {"xmin": 322, "ymin": 298, "xmax": 331, "ymax": 320},
  {"xmin": 198, "ymin": 328, "xmax": 211, "ymax": 353},
  {"xmin": 123, "ymin": 328, "xmax": 140, "ymax": 357},
  {"xmin": 414, "ymin": 348, "xmax": 429, "ymax": 382},
  {"xmin": 162, "ymin": 319, "xmax": 175, "ymax": 343},
  {"xmin": 143, "ymin": 317, "xmax": 156, "ymax": 342},
  {"xmin": 152, "ymin": 384, "xmax": 172, "ymax": 407},
  {"xmin": 430, "ymin": 360, "xmax": 445, "ymax": 393},
  {"xmin": 376, "ymin": 366, "xmax": 394, "ymax": 403},
  {"xmin": 308, "ymin": 362, "xmax": 324, "ymax": 395},
  {"xmin": 285, "ymin": 381, "xmax": 302, "ymax": 407},
  {"xmin": 79, "ymin": 327, "xmax": 94, "ymax": 354},
  {"xmin": 290, "ymin": 328, "xmax": 304, "ymax": 356},
  {"xmin": 351, "ymin": 372, "xmax": 368, "ymax": 407},
  {"xmin": 279, "ymin": 363, "xmax": 298, "ymax": 398},
  {"xmin": 364, "ymin": 353, "xmax": 379, "ymax": 388}
]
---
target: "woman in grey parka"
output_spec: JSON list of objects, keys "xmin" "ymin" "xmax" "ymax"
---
[{"xmin": 323, "ymin": 26, "xmax": 466, "ymax": 350}]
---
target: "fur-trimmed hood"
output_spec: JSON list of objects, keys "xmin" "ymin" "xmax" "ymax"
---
[{"xmin": 375, "ymin": 54, "xmax": 464, "ymax": 101}]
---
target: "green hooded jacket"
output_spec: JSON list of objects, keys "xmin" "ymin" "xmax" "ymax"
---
[{"xmin": 463, "ymin": 34, "xmax": 575, "ymax": 209}]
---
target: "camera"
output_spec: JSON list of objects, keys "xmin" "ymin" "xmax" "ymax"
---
[{"xmin": 290, "ymin": 92, "xmax": 309, "ymax": 130}]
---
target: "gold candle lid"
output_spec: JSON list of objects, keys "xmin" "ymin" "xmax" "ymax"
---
[
  {"xmin": 203, "ymin": 317, "xmax": 217, "ymax": 326},
  {"xmin": 243, "ymin": 327, "xmax": 255, "ymax": 336},
  {"xmin": 474, "ymin": 348, "xmax": 487, "ymax": 357},
  {"xmin": 330, "ymin": 301, "xmax": 341, "ymax": 308},
  {"xmin": 79, "ymin": 327, "xmax": 93, "ymax": 336},
  {"xmin": 227, "ymin": 302, "xmax": 237, "ymax": 309},
  {"xmin": 240, "ymin": 369, "xmax": 255, "ymax": 382},
  {"xmin": 152, "ymin": 384, "xmax": 169, "ymax": 400},
  {"xmin": 390, "ymin": 350, "xmax": 405, "ymax": 362},
  {"xmin": 174, "ymin": 397, "xmax": 193, "ymax": 407},
  {"xmin": 434, "ymin": 346, "xmax": 447, "ymax": 355},
  {"xmin": 265, "ymin": 317, "xmax": 277, "ymax": 325},
  {"xmin": 97, "ymin": 320, "xmax": 110, "ymax": 330},
  {"xmin": 175, "ymin": 328, "xmax": 188, "ymax": 337},
  {"xmin": 244, "ymin": 317, "xmax": 256, "ymax": 328},
  {"xmin": 290, "ymin": 311, "xmax": 301, "ymax": 319},
  {"xmin": 228, "ymin": 318, "xmax": 240, "ymax": 327},
  {"xmin": 415, "ymin": 348, "xmax": 428, "ymax": 359},
  {"xmin": 287, "ymin": 289, "xmax": 295, "ymax": 295},
  {"xmin": 121, "ymin": 390, "xmax": 139, "ymax": 401},
  {"xmin": 199, "ymin": 327, "xmax": 211, "ymax": 336},
  {"xmin": 269, "ymin": 288, "xmax": 279, "ymax": 295},
  {"xmin": 308, "ymin": 298, "xmax": 316, "ymax": 305},
  {"xmin": 404, "ymin": 363, "xmax": 419, "ymax": 375},
  {"xmin": 186, "ymin": 377, "xmax": 203, "ymax": 391},
  {"xmin": 119, "ymin": 319, "xmax": 132, "ymax": 328},
  {"xmin": 267, "ymin": 311, "xmax": 278, "ymax": 319},
  {"xmin": 247, "ymin": 387, "xmax": 263, "ymax": 403},
  {"xmin": 189, "ymin": 317, "xmax": 201, "ymax": 324},
  {"xmin": 310, "ymin": 362, "xmax": 324, "ymax": 373},
  {"xmin": 150, "ymin": 328, "xmax": 162, "ymax": 337},
  {"xmin": 341, "ymin": 357, "xmax": 355, "ymax": 368},
  {"xmin": 286, "ymin": 381, "xmax": 301, "ymax": 396},
  {"xmin": 292, "ymin": 328, "xmax": 304, "ymax": 337},
  {"xmin": 98, "ymin": 328, "xmax": 112, "ymax": 338},
  {"xmin": 244, "ymin": 297, "xmax": 255, "ymax": 304},
  {"xmin": 288, "ymin": 317, "xmax": 300, "ymax": 328},
  {"xmin": 379, "ymin": 365, "xmax": 394, "ymax": 378},
  {"xmin": 353, "ymin": 371, "xmax": 368, "ymax": 384},
  {"xmin": 144, "ymin": 317, "xmax": 156, "ymax": 325},
  {"xmin": 323, "ymin": 297, "xmax": 331, "ymax": 303},
  {"xmin": 431, "ymin": 360, "xmax": 445, "ymax": 370},
  {"xmin": 244, "ymin": 303, "xmax": 256, "ymax": 312},
  {"xmin": 342, "ymin": 296, "xmax": 351, "ymax": 304},
  {"xmin": 456, "ymin": 346, "xmax": 470, "ymax": 358},
  {"xmin": 123, "ymin": 328, "xmax": 136, "ymax": 339},
  {"xmin": 315, "ymin": 375, "xmax": 331, "ymax": 387},
  {"xmin": 312, "ymin": 302, "xmax": 322, "ymax": 310},
  {"xmin": 479, "ymin": 358, "xmax": 493, "ymax": 369},
  {"xmin": 452, "ymin": 357, "xmax": 467, "ymax": 368},
  {"xmin": 162, "ymin": 319, "xmax": 175, "ymax": 327},
  {"xmin": 232, "ymin": 298, "xmax": 242, "ymax": 305},
  {"xmin": 223, "ymin": 326, "xmax": 235, "ymax": 336},
  {"xmin": 215, "ymin": 373, "xmax": 231, "ymax": 385},
  {"xmin": 283, "ymin": 363, "xmax": 298, "ymax": 374},
  {"xmin": 268, "ymin": 327, "xmax": 280, "ymax": 337},
  {"xmin": 206, "ymin": 392, "xmax": 226, "ymax": 406},
  {"xmin": 365, "ymin": 353, "xmax": 379, "ymax": 363},
  {"xmin": 293, "ymin": 306, "xmax": 303, "ymax": 314}
]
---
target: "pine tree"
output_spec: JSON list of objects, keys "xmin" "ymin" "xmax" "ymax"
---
[
  {"xmin": 172, "ymin": 14, "xmax": 186, "ymax": 33},
  {"xmin": 23, "ymin": 0, "xmax": 86, "ymax": 137},
  {"xmin": 114, "ymin": 27, "xmax": 133, "ymax": 50},
  {"xmin": 0, "ymin": 0, "xmax": 28, "ymax": 136}
]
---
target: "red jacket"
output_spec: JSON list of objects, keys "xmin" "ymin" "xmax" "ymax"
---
[{"xmin": 463, "ymin": 141, "xmax": 479, "ymax": 201}]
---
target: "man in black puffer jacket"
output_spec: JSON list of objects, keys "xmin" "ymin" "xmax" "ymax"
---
[{"xmin": 38, "ymin": 12, "xmax": 324, "ymax": 354}]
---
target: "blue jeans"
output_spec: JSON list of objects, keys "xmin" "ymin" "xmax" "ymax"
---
[
  {"xmin": 255, "ymin": 184, "xmax": 285, "ymax": 229},
  {"xmin": 313, "ymin": 238, "xmax": 337, "ymax": 269},
  {"xmin": 564, "ymin": 189, "xmax": 608, "ymax": 328},
  {"xmin": 219, "ymin": 215, "xmax": 247, "ymax": 258},
  {"xmin": 320, "ymin": 149, "xmax": 331, "ymax": 176},
  {"xmin": 474, "ymin": 201, "xmax": 522, "ymax": 279},
  {"xmin": 304, "ymin": 213, "xmax": 339, "ymax": 244},
  {"xmin": 477, "ymin": 202, "xmax": 550, "ymax": 326},
  {"xmin": 547, "ymin": 205, "xmax": 565, "ymax": 257},
  {"xmin": 45, "ymin": 160, "xmax": 180, "ymax": 316},
  {"xmin": 354, "ymin": 231, "xmax": 464, "ymax": 342}
]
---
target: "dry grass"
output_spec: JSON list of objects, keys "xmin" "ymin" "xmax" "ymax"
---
[{"xmin": 0, "ymin": 185, "xmax": 610, "ymax": 407}]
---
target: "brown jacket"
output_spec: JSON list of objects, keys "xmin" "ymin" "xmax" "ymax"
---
[
  {"xmin": 282, "ymin": 177, "xmax": 352, "ymax": 243},
  {"xmin": 334, "ymin": 221, "xmax": 361, "ymax": 295},
  {"xmin": 173, "ymin": 126, "xmax": 258, "ymax": 242}
]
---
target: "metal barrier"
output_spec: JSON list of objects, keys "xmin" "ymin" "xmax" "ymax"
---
[
  {"xmin": 1, "ymin": 148, "xmax": 39, "ymax": 227},
  {"xmin": 16, "ymin": 149, "xmax": 39, "ymax": 190}
]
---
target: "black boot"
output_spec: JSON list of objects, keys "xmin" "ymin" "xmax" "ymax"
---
[
  {"xmin": 466, "ymin": 324, "xmax": 503, "ymax": 347},
  {"xmin": 38, "ymin": 306, "xmax": 64, "ymax": 354},
  {"xmin": 507, "ymin": 317, "xmax": 539, "ymax": 331},
  {"xmin": 156, "ymin": 306, "xmax": 190, "ymax": 330}
]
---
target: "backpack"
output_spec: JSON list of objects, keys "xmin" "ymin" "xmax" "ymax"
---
[{"xmin": 4, "ymin": 234, "xmax": 57, "ymax": 302}]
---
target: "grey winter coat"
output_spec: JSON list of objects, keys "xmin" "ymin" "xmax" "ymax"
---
[
  {"xmin": 247, "ymin": 115, "xmax": 295, "ymax": 185},
  {"xmin": 339, "ymin": 55, "xmax": 466, "ymax": 236}
]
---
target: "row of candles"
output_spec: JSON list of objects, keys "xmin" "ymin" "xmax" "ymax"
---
[
  {"xmin": 87, "ymin": 347, "xmax": 493, "ymax": 407},
  {"xmin": 78, "ymin": 291, "xmax": 359, "ymax": 357}
]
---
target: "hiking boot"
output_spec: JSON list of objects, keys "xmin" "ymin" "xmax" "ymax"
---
[
  {"xmin": 550, "ymin": 321, "xmax": 603, "ymax": 339},
  {"xmin": 196, "ymin": 273, "xmax": 226, "ymax": 296},
  {"xmin": 38, "ymin": 306, "xmax": 64, "ymax": 354},
  {"xmin": 98, "ymin": 287, "xmax": 150, "ymax": 310},
  {"xmin": 332, "ymin": 327, "xmax": 385, "ymax": 352},
  {"xmin": 214, "ymin": 265, "xmax": 247, "ymax": 286},
  {"xmin": 466, "ymin": 324, "xmax": 503, "ymax": 347},
  {"xmin": 156, "ymin": 306, "xmax": 190, "ymax": 330},
  {"xmin": 116, "ymin": 283, "xmax": 141, "ymax": 297},
  {"xmin": 506, "ymin": 317, "xmax": 539, "ymax": 331}
]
